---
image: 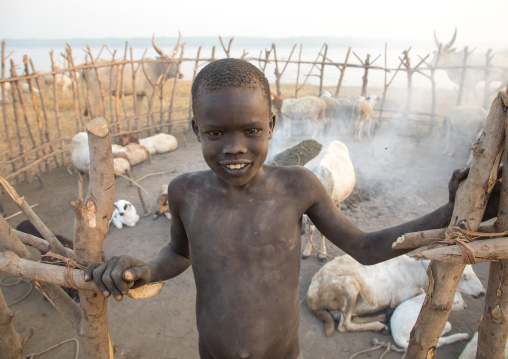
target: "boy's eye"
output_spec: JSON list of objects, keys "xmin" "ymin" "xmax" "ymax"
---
[
  {"xmin": 207, "ymin": 130, "xmax": 223, "ymax": 136},
  {"xmin": 245, "ymin": 128, "xmax": 260, "ymax": 134}
]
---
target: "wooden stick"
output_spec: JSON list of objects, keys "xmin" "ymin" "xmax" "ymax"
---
[
  {"xmin": 71, "ymin": 117, "xmax": 115, "ymax": 358},
  {"xmin": 0, "ymin": 251, "xmax": 163, "ymax": 299},
  {"xmin": 476, "ymin": 87, "xmax": 508, "ymax": 358},
  {"xmin": 0, "ymin": 209, "xmax": 81, "ymax": 330},
  {"xmin": 0, "ymin": 285, "xmax": 35, "ymax": 358},
  {"xmin": 0, "ymin": 176, "xmax": 75, "ymax": 260},
  {"xmin": 412, "ymin": 237, "xmax": 508, "ymax": 263},
  {"xmin": 405, "ymin": 89, "xmax": 507, "ymax": 358},
  {"xmin": 392, "ymin": 224, "xmax": 506, "ymax": 250}
]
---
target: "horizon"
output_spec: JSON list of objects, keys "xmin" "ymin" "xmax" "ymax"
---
[{"xmin": 2, "ymin": 0, "xmax": 506, "ymax": 51}]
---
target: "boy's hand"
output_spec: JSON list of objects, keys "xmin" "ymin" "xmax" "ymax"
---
[
  {"xmin": 448, "ymin": 167, "xmax": 502, "ymax": 222},
  {"xmin": 83, "ymin": 255, "xmax": 151, "ymax": 301}
]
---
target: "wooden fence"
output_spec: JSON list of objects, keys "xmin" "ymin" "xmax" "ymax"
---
[{"xmin": 1, "ymin": 37, "xmax": 506, "ymax": 184}]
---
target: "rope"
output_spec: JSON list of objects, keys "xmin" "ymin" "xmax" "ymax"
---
[
  {"xmin": 348, "ymin": 339, "xmax": 404, "ymax": 359},
  {"xmin": 428, "ymin": 226, "xmax": 508, "ymax": 265},
  {"xmin": 41, "ymin": 252, "xmax": 85, "ymax": 290},
  {"xmin": 24, "ymin": 338, "xmax": 79, "ymax": 359},
  {"xmin": 0, "ymin": 276, "xmax": 34, "ymax": 306}
]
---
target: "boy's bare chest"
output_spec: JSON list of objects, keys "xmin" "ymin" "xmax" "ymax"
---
[{"xmin": 180, "ymin": 192, "xmax": 303, "ymax": 259}]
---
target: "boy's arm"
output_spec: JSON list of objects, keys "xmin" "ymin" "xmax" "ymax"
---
[
  {"xmin": 83, "ymin": 178, "xmax": 191, "ymax": 301},
  {"xmin": 307, "ymin": 168, "xmax": 499, "ymax": 265},
  {"xmin": 146, "ymin": 211, "xmax": 191, "ymax": 282}
]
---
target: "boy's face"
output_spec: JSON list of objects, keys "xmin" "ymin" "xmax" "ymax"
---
[{"xmin": 192, "ymin": 86, "xmax": 275, "ymax": 187}]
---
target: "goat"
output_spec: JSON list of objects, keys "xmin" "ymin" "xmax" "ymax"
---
[
  {"xmin": 113, "ymin": 157, "xmax": 131, "ymax": 176},
  {"xmin": 271, "ymin": 93, "xmax": 327, "ymax": 138},
  {"xmin": 109, "ymin": 200, "xmax": 140, "ymax": 229},
  {"xmin": 71, "ymin": 132, "xmax": 90, "ymax": 174},
  {"xmin": 459, "ymin": 332, "xmax": 508, "ymax": 359},
  {"xmin": 112, "ymin": 142, "xmax": 149, "ymax": 166},
  {"xmin": 119, "ymin": 133, "xmax": 178, "ymax": 155},
  {"xmin": 302, "ymin": 141, "xmax": 355, "ymax": 261},
  {"xmin": 441, "ymin": 105, "xmax": 488, "ymax": 160},
  {"xmin": 153, "ymin": 184, "xmax": 171, "ymax": 220},
  {"xmin": 390, "ymin": 292, "xmax": 469, "ymax": 350},
  {"xmin": 319, "ymin": 91, "xmax": 343, "ymax": 132},
  {"xmin": 353, "ymin": 95, "xmax": 379, "ymax": 141},
  {"xmin": 306, "ymin": 254, "xmax": 485, "ymax": 336}
]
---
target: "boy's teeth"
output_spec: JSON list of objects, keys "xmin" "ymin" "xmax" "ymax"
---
[{"xmin": 226, "ymin": 164, "xmax": 246, "ymax": 169}]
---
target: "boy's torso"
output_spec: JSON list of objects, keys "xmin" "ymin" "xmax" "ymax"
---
[{"xmin": 172, "ymin": 165, "xmax": 310, "ymax": 358}]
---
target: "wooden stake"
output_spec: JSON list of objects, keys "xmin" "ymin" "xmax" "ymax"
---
[
  {"xmin": 476, "ymin": 88, "xmax": 508, "ymax": 359},
  {"xmin": 405, "ymin": 90, "xmax": 507, "ymax": 358}
]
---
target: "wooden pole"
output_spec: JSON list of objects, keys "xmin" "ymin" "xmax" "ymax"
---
[
  {"xmin": 70, "ymin": 117, "xmax": 115, "ymax": 358},
  {"xmin": 0, "ymin": 286, "xmax": 35, "ymax": 359},
  {"xmin": 334, "ymin": 47, "xmax": 351, "ymax": 98},
  {"xmin": 405, "ymin": 90, "xmax": 507, "ymax": 358},
  {"xmin": 1, "ymin": 41, "xmax": 17, "ymax": 176},
  {"xmin": 476, "ymin": 88, "xmax": 508, "ymax": 358},
  {"xmin": 319, "ymin": 44, "xmax": 328, "ymax": 96}
]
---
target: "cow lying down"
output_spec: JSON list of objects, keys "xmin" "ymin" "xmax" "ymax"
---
[{"xmin": 306, "ymin": 254, "xmax": 485, "ymax": 336}]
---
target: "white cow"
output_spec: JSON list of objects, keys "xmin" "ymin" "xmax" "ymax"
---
[
  {"xmin": 441, "ymin": 105, "xmax": 488, "ymax": 160},
  {"xmin": 432, "ymin": 29, "xmax": 508, "ymax": 104},
  {"xmin": 301, "ymin": 141, "xmax": 355, "ymax": 261},
  {"xmin": 391, "ymin": 292, "xmax": 469, "ymax": 350},
  {"xmin": 306, "ymin": 254, "xmax": 485, "ymax": 336}
]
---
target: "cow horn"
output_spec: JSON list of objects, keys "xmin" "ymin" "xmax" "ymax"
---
[
  {"xmin": 152, "ymin": 32, "xmax": 181, "ymax": 58},
  {"xmin": 434, "ymin": 30, "xmax": 440, "ymax": 48},
  {"xmin": 444, "ymin": 27, "xmax": 457, "ymax": 50},
  {"xmin": 172, "ymin": 31, "xmax": 182, "ymax": 57},
  {"xmin": 152, "ymin": 34, "xmax": 165, "ymax": 56}
]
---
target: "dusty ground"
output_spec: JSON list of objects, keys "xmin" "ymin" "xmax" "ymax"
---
[{"xmin": 0, "ymin": 117, "xmax": 492, "ymax": 359}]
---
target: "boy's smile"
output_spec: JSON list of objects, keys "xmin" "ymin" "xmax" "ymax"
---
[{"xmin": 192, "ymin": 86, "xmax": 274, "ymax": 188}]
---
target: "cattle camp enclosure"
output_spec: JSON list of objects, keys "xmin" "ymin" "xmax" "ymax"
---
[
  {"xmin": 0, "ymin": 35, "xmax": 508, "ymax": 359},
  {"xmin": 1, "ymin": 36, "xmax": 507, "ymax": 184}
]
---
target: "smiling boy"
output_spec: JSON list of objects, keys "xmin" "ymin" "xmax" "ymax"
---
[{"xmin": 85, "ymin": 59, "xmax": 490, "ymax": 359}]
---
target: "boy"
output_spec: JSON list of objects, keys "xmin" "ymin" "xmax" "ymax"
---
[{"xmin": 85, "ymin": 58, "xmax": 492, "ymax": 359}]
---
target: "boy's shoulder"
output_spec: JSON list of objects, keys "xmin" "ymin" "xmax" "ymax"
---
[
  {"xmin": 264, "ymin": 164, "xmax": 319, "ymax": 187},
  {"xmin": 168, "ymin": 170, "xmax": 212, "ymax": 191}
]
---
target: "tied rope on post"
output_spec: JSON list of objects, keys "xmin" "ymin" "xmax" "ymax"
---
[
  {"xmin": 428, "ymin": 227, "xmax": 508, "ymax": 264},
  {"xmin": 41, "ymin": 252, "xmax": 85, "ymax": 290}
]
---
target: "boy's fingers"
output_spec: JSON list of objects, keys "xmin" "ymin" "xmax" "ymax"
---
[
  {"xmin": 83, "ymin": 262, "xmax": 101, "ymax": 281},
  {"xmin": 449, "ymin": 167, "xmax": 470, "ymax": 202},
  {"xmin": 101, "ymin": 257, "xmax": 124, "ymax": 301},
  {"xmin": 91, "ymin": 263, "xmax": 111, "ymax": 297},
  {"xmin": 123, "ymin": 266, "xmax": 151, "ymax": 289}
]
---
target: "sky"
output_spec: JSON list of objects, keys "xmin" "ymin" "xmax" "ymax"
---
[{"xmin": 1, "ymin": 0, "xmax": 507, "ymax": 49}]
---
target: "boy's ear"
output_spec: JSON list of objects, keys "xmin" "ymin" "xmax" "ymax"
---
[
  {"xmin": 268, "ymin": 112, "xmax": 276, "ymax": 139},
  {"xmin": 191, "ymin": 117, "xmax": 201, "ymax": 142}
]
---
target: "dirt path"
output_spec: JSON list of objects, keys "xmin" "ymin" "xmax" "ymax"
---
[{"xmin": 1, "ymin": 126, "xmax": 489, "ymax": 359}]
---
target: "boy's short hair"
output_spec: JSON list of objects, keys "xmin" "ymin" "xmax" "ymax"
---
[{"xmin": 191, "ymin": 58, "xmax": 272, "ymax": 117}]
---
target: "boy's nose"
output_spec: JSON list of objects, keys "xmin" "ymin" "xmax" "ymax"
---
[{"xmin": 223, "ymin": 134, "xmax": 247, "ymax": 154}]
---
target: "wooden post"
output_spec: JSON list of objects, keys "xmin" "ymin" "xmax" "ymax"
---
[
  {"xmin": 167, "ymin": 43, "xmax": 185, "ymax": 134},
  {"xmin": 361, "ymin": 54, "xmax": 371, "ymax": 97},
  {"xmin": 483, "ymin": 49, "xmax": 494, "ymax": 109},
  {"xmin": 405, "ymin": 90, "xmax": 507, "ymax": 358},
  {"xmin": 334, "ymin": 47, "xmax": 351, "ymax": 98},
  {"xmin": 0, "ymin": 287, "xmax": 34, "ymax": 359},
  {"xmin": 71, "ymin": 117, "xmax": 115, "ymax": 358},
  {"xmin": 456, "ymin": 46, "xmax": 473, "ymax": 106},
  {"xmin": 318, "ymin": 44, "xmax": 328, "ymax": 96},
  {"xmin": 476, "ymin": 88, "xmax": 508, "ymax": 358}
]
